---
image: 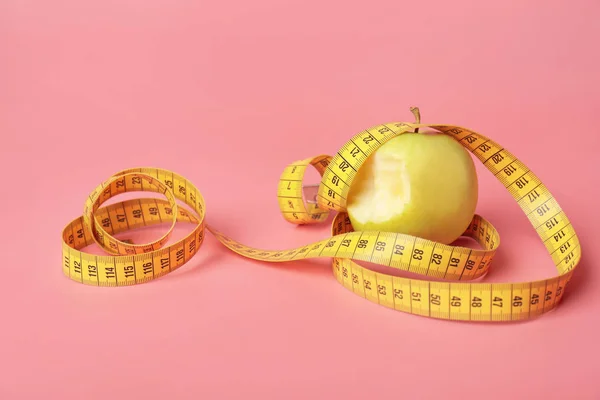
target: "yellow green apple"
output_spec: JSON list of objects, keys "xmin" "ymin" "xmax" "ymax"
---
[{"xmin": 346, "ymin": 130, "xmax": 478, "ymax": 245}]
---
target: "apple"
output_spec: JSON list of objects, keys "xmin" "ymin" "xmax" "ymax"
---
[{"xmin": 346, "ymin": 129, "xmax": 478, "ymax": 245}]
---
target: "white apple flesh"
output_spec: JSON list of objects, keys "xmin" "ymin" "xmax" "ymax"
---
[{"xmin": 346, "ymin": 131, "xmax": 478, "ymax": 245}]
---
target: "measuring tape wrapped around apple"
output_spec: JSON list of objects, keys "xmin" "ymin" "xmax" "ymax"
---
[{"xmin": 61, "ymin": 108, "xmax": 581, "ymax": 321}]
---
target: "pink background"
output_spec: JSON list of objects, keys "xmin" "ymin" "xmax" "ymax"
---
[{"xmin": 1, "ymin": 0, "xmax": 599, "ymax": 398}]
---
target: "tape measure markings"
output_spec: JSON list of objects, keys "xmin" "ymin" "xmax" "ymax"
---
[{"xmin": 61, "ymin": 119, "xmax": 581, "ymax": 321}]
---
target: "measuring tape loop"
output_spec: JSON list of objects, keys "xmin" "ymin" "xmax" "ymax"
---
[{"xmin": 61, "ymin": 119, "xmax": 580, "ymax": 321}]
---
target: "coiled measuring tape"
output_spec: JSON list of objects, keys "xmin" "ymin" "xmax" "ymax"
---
[{"xmin": 61, "ymin": 114, "xmax": 581, "ymax": 322}]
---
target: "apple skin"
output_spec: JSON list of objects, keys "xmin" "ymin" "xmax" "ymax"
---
[{"xmin": 346, "ymin": 131, "xmax": 478, "ymax": 245}]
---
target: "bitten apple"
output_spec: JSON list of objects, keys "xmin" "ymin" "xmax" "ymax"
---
[{"xmin": 346, "ymin": 130, "xmax": 478, "ymax": 245}]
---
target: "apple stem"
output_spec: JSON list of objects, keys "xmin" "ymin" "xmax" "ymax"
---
[{"xmin": 410, "ymin": 106, "xmax": 421, "ymax": 133}]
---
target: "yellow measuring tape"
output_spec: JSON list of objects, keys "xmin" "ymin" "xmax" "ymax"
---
[{"xmin": 61, "ymin": 115, "xmax": 581, "ymax": 322}]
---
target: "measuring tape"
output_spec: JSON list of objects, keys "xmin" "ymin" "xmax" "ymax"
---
[{"xmin": 61, "ymin": 115, "xmax": 581, "ymax": 322}]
